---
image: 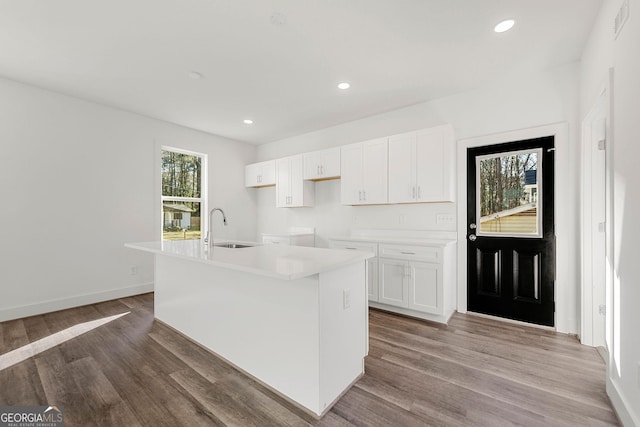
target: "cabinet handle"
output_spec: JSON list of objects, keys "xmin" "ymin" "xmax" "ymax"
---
[
  {"xmin": 418, "ymin": 186, "xmax": 421, "ymax": 199},
  {"xmin": 345, "ymin": 247, "xmax": 357, "ymax": 250},
  {"xmin": 412, "ymin": 186, "xmax": 416, "ymax": 199},
  {"xmin": 320, "ymin": 165, "xmax": 324, "ymax": 175},
  {"xmin": 363, "ymin": 191, "xmax": 366, "ymax": 201},
  {"xmin": 358, "ymin": 191, "xmax": 362, "ymax": 201},
  {"xmin": 317, "ymin": 165, "xmax": 320, "ymax": 175},
  {"xmin": 401, "ymin": 251, "xmax": 416, "ymax": 255}
]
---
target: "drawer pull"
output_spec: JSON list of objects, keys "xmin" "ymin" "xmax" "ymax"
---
[
  {"xmin": 345, "ymin": 247, "xmax": 358, "ymax": 250},
  {"xmin": 400, "ymin": 251, "xmax": 416, "ymax": 255}
]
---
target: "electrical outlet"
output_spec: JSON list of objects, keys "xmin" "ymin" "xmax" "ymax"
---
[
  {"xmin": 343, "ymin": 289, "xmax": 351, "ymax": 309},
  {"xmin": 436, "ymin": 214, "xmax": 455, "ymax": 224},
  {"xmin": 130, "ymin": 265, "xmax": 138, "ymax": 276},
  {"xmin": 598, "ymin": 305, "xmax": 606, "ymax": 315}
]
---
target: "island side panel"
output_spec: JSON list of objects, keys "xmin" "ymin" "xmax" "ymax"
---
[
  {"xmin": 154, "ymin": 254, "xmax": 322, "ymax": 414},
  {"xmin": 318, "ymin": 261, "xmax": 367, "ymax": 412}
]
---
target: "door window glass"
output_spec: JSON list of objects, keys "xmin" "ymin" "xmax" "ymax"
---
[{"xmin": 476, "ymin": 148, "xmax": 542, "ymax": 237}]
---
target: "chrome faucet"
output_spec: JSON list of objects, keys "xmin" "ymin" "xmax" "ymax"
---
[{"xmin": 205, "ymin": 208, "xmax": 227, "ymax": 248}]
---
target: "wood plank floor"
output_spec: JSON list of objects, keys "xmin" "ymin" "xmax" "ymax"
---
[{"xmin": 0, "ymin": 293, "xmax": 618, "ymax": 426}]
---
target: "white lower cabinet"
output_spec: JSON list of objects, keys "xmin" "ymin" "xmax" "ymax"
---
[
  {"xmin": 331, "ymin": 238, "xmax": 456, "ymax": 324},
  {"xmin": 378, "ymin": 258, "xmax": 441, "ymax": 315}
]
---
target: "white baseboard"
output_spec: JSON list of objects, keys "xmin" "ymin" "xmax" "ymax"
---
[
  {"xmin": 0, "ymin": 283, "xmax": 154, "ymax": 322},
  {"xmin": 607, "ymin": 376, "xmax": 640, "ymax": 427}
]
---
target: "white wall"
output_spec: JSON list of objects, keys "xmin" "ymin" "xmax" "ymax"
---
[
  {"xmin": 256, "ymin": 62, "xmax": 581, "ymax": 333},
  {"xmin": 581, "ymin": 0, "xmax": 640, "ymax": 424},
  {"xmin": 0, "ymin": 77, "xmax": 256, "ymax": 322}
]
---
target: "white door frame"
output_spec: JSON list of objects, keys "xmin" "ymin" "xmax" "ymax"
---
[
  {"xmin": 456, "ymin": 122, "xmax": 572, "ymax": 333},
  {"xmin": 580, "ymin": 69, "xmax": 613, "ymax": 347}
]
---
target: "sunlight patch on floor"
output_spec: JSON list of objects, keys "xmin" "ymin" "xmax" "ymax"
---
[{"xmin": 0, "ymin": 312, "xmax": 130, "ymax": 371}]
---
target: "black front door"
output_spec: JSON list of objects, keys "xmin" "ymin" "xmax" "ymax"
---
[{"xmin": 467, "ymin": 136, "xmax": 555, "ymax": 326}]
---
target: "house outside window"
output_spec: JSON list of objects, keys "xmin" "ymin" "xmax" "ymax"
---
[{"xmin": 161, "ymin": 147, "xmax": 206, "ymax": 241}]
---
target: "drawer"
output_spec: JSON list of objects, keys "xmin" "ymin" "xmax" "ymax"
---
[
  {"xmin": 262, "ymin": 236, "xmax": 290, "ymax": 245},
  {"xmin": 330, "ymin": 240, "xmax": 378, "ymax": 256},
  {"xmin": 379, "ymin": 244, "xmax": 440, "ymax": 263}
]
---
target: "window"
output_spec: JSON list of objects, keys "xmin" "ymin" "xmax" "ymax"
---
[
  {"xmin": 161, "ymin": 147, "xmax": 206, "ymax": 241},
  {"xmin": 476, "ymin": 148, "xmax": 542, "ymax": 237}
]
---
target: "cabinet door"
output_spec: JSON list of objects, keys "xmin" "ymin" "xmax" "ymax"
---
[
  {"xmin": 303, "ymin": 151, "xmax": 323, "ymax": 180},
  {"xmin": 261, "ymin": 160, "xmax": 276, "ymax": 186},
  {"xmin": 275, "ymin": 157, "xmax": 291, "ymax": 207},
  {"xmin": 361, "ymin": 138, "xmax": 388, "ymax": 205},
  {"xmin": 388, "ymin": 132, "xmax": 416, "ymax": 203},
  {"xmin": 415, "ymin": 125, "xmax": 455, "ymax": 202},
  {"xmin": 245, "ymin": 161, "xmax": 275, "ymax": 187},
  {"xmin": 340, "ymin": 143, "xmax": 364, "ymax": 205},
  {"xmin": 289, "ymin": 155, "xmax": 304, "ymax": 206},
  {"xmin": 321, "ymin": 147, "xmax": 341, "ymax": 178},
  {"xmin": 379, "ymin": 258, "xmax": 408, "ymax": 308},
  {"xmin": 408, "ymin": 261, "xmax": 442, "ymax": 314},
  {"xmin": 245, "ymin": 163, "xmax": 261, "ymax": 187}
]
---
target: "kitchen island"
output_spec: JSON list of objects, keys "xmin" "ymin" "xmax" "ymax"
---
[{"xmin": 125, "ymin": 239, "xmax": 373, "ymax": 417}]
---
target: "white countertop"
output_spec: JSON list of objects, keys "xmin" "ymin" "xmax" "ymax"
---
[
  {"xmin": 329, "ymin": 235, "xmax": 456, "ymax": 246},
  {"xmin": 125, "ymin": 239, "xmax": 373, "ymax": 280}
]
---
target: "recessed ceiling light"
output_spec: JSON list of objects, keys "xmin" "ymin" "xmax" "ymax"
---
[
  {"xmin": 338, "ymin": 82, "xmax": 350, "ymax": 90},
  {"xmin": 188, "ymin": 71, "xmax": 203, "ymax": 79},
  {"xmin": 243, "ymin": 119, "xmax": 254, "ymax": 125},
  {"xmin": 494, "ymin": 19, "xmax": 515, "ymax": 33}
]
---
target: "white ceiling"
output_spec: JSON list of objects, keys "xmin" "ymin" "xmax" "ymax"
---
[{"xmin": 0, "ymin": 0, "xmax": 602, "ymax": 145}]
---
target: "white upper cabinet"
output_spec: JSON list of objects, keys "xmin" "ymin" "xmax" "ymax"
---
[
  {"xmin": 276, "ymin": 155, "xmax": 314, "ymax": 207},
  {"xmin": 388, "ymin": 124, "xmax": 455, "ymax": 203},
  {"xmin": 303, "ymin": 147, "xmax": 341, "ymax": 180},
  {"xmin": 341, "ymin": 138, "xmax": 388, "ymax": 205},
  {"xmin": 245, "ymin": 160, "xmax": 276, "ymax": 187}
]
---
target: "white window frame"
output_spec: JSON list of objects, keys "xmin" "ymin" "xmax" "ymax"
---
[
  {"xmin": 160, "ymin": 146, "xmax": 208, "ymax": 241},
  {"xmin": 475, "ymin": 147, "xmax": 543, "ymax": 239}
]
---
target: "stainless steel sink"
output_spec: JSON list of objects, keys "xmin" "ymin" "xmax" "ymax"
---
[{"xmin": 213, "ymin": 243, "xmax": 254, "ymax": 249}]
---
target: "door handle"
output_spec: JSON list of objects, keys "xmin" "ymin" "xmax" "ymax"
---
[
  {"xmin": 469, "ymin": 223, "xmax": 477, "ymax": 229},
  {"xmin": 469, "ymin": 234, "xmax": 477, "ymax": 241}
]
